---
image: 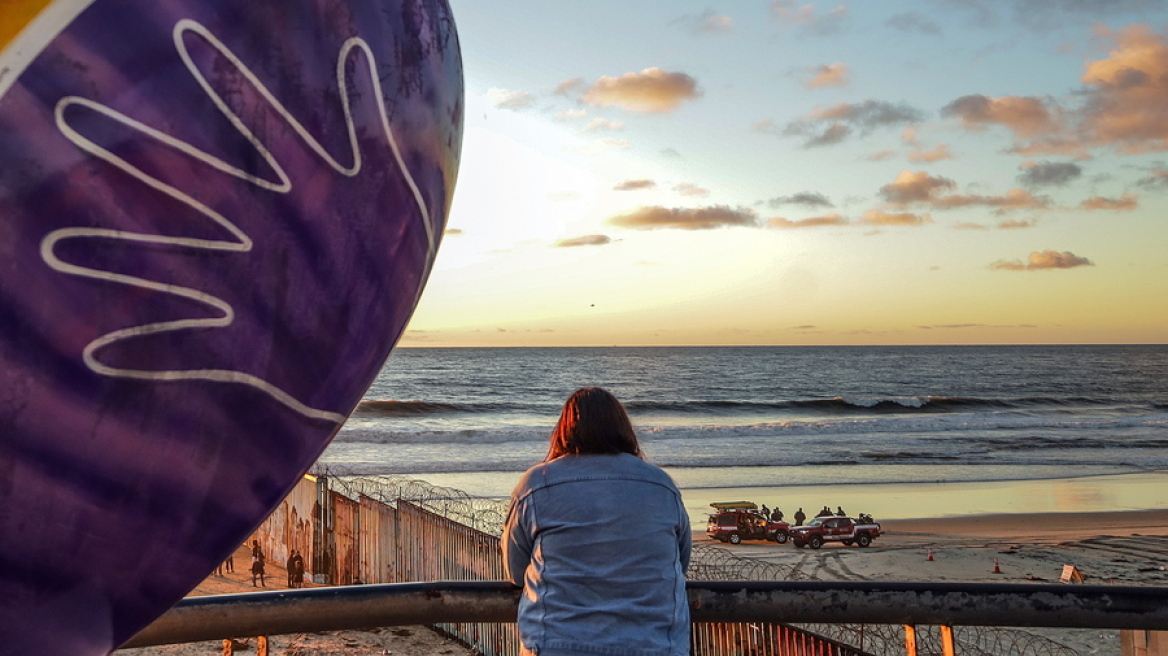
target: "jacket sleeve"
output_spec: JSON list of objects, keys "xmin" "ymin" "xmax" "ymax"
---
[
  {"xmin": 677, "ymin": 495, "xmax": 692, "ymax": 573},
  {"xmin": 502, "ymin": 494, "xmax": 533, "ymax": 587}
]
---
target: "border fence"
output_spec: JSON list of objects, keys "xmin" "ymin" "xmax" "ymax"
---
[{"xmin": 248, "ymin": 468, "xmax": 1081, "ymax": 656}]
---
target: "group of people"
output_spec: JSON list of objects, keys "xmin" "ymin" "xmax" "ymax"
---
[
  {"xmin": 756, "ymin": 504, "xmax": 785, "ymax": 522},
  {"xmin": 751, "ymin": 504, "xmax": 850, "ymax": 526}
]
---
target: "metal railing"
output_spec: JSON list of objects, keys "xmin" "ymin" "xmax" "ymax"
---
[{"xmin": 121, "ymin": 580, "xmax": 1168, "ymax": 648}]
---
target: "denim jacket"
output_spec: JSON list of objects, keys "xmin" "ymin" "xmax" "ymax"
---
[{"xmin": 503, "ymin": 453, "xmax": 691, "ymax": 656}]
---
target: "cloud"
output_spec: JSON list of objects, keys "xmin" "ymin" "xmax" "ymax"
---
[
  {"xmin": 768, "ymin": 192, "xmax": 833, "ymax": 208},
  {"xmin": 554, "ymin": 78, "xmax": 585, "ymax": 96},
  {"xmin": 941, "ymin": 94, "xmax": 1061, "ymax": 138},
  {"xmin": 804, "ymin": 123, "xmax": 852, "ymax": 147},
  {"xmin": 1137, "ymin": 168, "xmax": 1168, "ymax": 188},
  {"xmin": 907, "ymin": 143, "xmax": 954, "ymax": 162},
  {"xmin": 1017, "ymin": 161, "xmax": 1082, "ymax": 187},
  {"xmin": 555, "ymin": 108, "xmax": 588, "ymax": 122},
  {"xmin": 768, "ymin": 212, "xmax": 848, "ymax": 228},
  {"xmin": 607, "ymin": 205, "xmax": 758, "ymax": 230},
  {"xmin": 804, "ymin": 63, "xmax": 850, "ymax": 88},
  {"xmin": 886, "ymin": 12, "xmax": 942, "ymax": 35},
  {"xmin": 675, "ymin": 9, "xmax": 733, "ymax": 34},
  {"xmin": 770, "ymin": 1, "xmax": 849, "ymax": 34},
  {"xmin": 954, "ymin": 222, "xmax": 989, "ymax": 230},
  {"xmin": 1006, "ymin": 0, "xmax": 1163, "ymax": 33},
  {"xmin": 989, "ymin": 250, "xmax": 1094, "ymax": 270},
  {"xmin": 942, "ymin": 26, "xmax": 1168, "ymax": 155},
  {"xmin": 580, "ymin": 117, "xmax": 625, "ymax": 133},
  {"xmin": 785, "ymin": 100, "xmax": 924, "ymax": 147},
  {"xmin": 860, "ymin": 210, "xmax": 933, "ymax": 226},
  {"xmin": 660, "ymin": 148, "xmax": 683, "ymax": 158},
  {"xmin": 1078, "ymin": 25, "xmax": 1168, "ymax": 153},
  {"xmin": 674, "ymin": 183, "xmax": 710, "ymax": 197},
  {"xmin": 918, "ymin": 323, "xmax": 1038, "ymax": 329},
  {"xmin": 864, "ymin": 150, "xmax": 896, "ymax": 161},
  {"xmin": 1079, "ymin": 193, "xmax": 1138, "ymax": 210},
  {"xmin": 581, "ymin": 68, "xmax": 701, "ymax": 113},
  {"xmin": 879, "ymin": 170, "xmax": 956, "ymax": 204},
  {"xmin": 487, "ymin": 88, "xmax": 536, "ymax": 110},
  {"xmin": 879, "ymin": 170, "xmax": 1050, "ymax": 213},
  {"xmin": 614, "ymin": 179, "xmax": 656, "ymax": 191},
  {"xmin": 997, "ymin": 219, "xmax": 1035, "ymax": 229},
  {"xmin": 752, "ymin": 118, "xmax": 780, "ymax": 134},
  {"xmin": 554, "ymin": 234, "xmax": 612, "ymax": 248}
]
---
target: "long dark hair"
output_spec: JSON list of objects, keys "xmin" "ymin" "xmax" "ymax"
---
[{"xmin": 546, "ymin": 387, "xmax": 642, "ymax": 461}]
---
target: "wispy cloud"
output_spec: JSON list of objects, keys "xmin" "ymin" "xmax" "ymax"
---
[
  {"xmin": 1017, "ymin": 161, "xmax": 1082, "ymax": 187},
  {"xmin": 997, "ymin": 219, "xmax": 1036, "ymax": 229},
  {"xmin": 614, "ymin": 179, "xmax": 656, "ymax": 191},
  {"xmin": 906, "ymin": 143, "xmax": 954, "ymax": 162},
  {"xmin": 554, "ymin": 234, "xmax": 612, "ymax": 248},
  {"xmin": 804, "ymin": 63, "xmax": 850, "ymax": 88},
  {"xmin": 608, "ymin": 205, "xmax": 758, "ymax": 230},
  {"xmin": 1079, "ymin": 193, "xmax": 1138, "ymax": 210},
  {"xmin": 880, "ymin": 170, "xmax": 1050, "ymax": 213},
  {"xmin": 555, "ymin": 108, "xmax": 588, "ymax": 122},
  {"xmin": 768, "ymin": 212, "xmax": 848, "ymax": 228},
  {"xmin": 581, "ymin": 68, "xmax": 701, "ymax": 113},
  {"xmin": 989, "ymin": 250, "xmax": 1094, "ymax": 270},
  {"xmin": 886, "ymin": 12, "xmax": 941, "ymax": 35},
  {"xmin": 581, "ymin": 117, "xmax": 626, "ymax": 133},
  {"xmin": 1137, "ymin": 168, "xmax": 1168, "ymax": 188},
  {"xmin": 785, "ymin": 100, "xmax": 924, "ymax": 147},
  {"xmin": 768, "ymin": 192, "xmax": 833, "ymax": 208},
  {"xmin": 554, "ymin": 78, "xmax": 585, "ymax": 96},
  {"xmin": 674, "ymin": 183, "xmax": 710, "ymax": 197},
  {"xmin": 770, "ymin": 0, "xmax": 849, "ymax": 34},
  {"xmin": 487, "ymin": 88, "xmax": 536, "ymax": 110},
  {"xmin": 675, "ymin": 9, "xmax": 733, "ymax": 34},
  {"xmin": 860, "ymin": 210, "xmax": 933, "ymax": 226}
]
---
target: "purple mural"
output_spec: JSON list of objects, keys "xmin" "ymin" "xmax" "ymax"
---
[{"xmin": 0, "ymin": 1, "xmax": 462, "ymax": 653}]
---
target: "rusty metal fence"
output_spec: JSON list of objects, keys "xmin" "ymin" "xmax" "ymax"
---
[{"xmin": 249, "ymin": 470, "xmax": 1082, "ymax": 656}]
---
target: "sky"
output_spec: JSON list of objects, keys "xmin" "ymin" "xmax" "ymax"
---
[{"xmin": 400, "ymin": 0, "xmax": 1168, "ymax": 347}]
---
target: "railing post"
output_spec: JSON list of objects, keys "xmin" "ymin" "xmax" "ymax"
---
[
  {"xmin": 904, "ymin": 625, "xmax": 917, "ymax": 656},
  {"xmin": 940, "ymin": 625, "xmax": 956, "ymax": 656}
]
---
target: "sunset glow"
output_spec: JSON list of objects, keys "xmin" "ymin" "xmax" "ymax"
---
[{"xmin": 403, "ymin": 1, "xmax": 1168, "ymax": 347}]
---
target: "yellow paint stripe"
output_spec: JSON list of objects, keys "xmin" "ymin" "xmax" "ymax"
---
[{"xmin": 0, "ymin": 0, "xmax": 55, "ymax": 53}]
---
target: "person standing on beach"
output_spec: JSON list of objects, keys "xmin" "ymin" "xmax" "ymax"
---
[
  {"xmin": 251, "ymin": 555, "xmax": 266, "ymax": 587},
  {"xmin": 503, "ymin": 387, "xmax": 691, "ymax": 656},
  {"xmin": 794, "ymin": 508, "xmax": 805, "ymax": 526}
]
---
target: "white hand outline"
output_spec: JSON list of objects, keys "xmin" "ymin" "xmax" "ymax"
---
[{"xmin": 40, "ymin": 19, "xmax": 435, "ymax": 423}]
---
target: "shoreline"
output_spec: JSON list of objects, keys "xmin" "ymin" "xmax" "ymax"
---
[{"xmin": 389, "ymin": 469, "xmax": 1168, "ymax": 527}]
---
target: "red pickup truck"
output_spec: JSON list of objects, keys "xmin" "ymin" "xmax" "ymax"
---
[{"xmin": 789, "ymin": 515, "xmax": 881, "ymax": 549}]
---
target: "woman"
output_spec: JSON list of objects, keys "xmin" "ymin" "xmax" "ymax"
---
[{"xmin": 503, "ymin": 387, "xmax": 691, "ymax": 656}]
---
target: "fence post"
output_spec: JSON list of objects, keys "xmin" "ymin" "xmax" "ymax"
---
[
  {"xmin": 940, "ymin": 625, "xmax": 956, "ymax": 656},
  {"xmin": 904, "ymin": 625, "xmax": 917, "ymax": 656}
]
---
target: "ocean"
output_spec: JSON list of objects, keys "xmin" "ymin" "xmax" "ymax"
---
[{"xmin": 321, "ymin": 345, "xmax": 1168, "ymax": 518}]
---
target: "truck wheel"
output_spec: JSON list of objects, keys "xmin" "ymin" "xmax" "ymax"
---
[
  {"xmin": 728, "ymin": 533, "xmax": 741, "ymax": 545},
  {"xmin": 774, "ymin": 531, "xmax": 789, "ymax": 544},
  {"xmin": 857, "ymin": 534, "xmax": 872, "ymax": 548},
  {"xmin": 808, "ymin": 536, "xmax": 823, "ymax": 549}
]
